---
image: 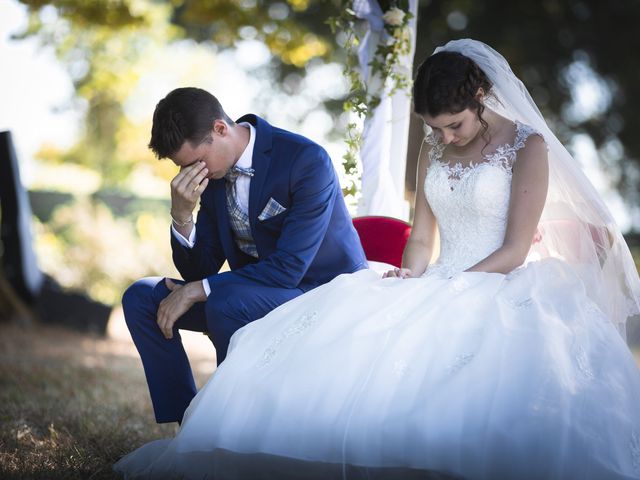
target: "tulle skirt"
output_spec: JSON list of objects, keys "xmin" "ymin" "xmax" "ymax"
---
[{"xmin": 115, "ymin": 259, "xmax": 640, "ymax": 479}]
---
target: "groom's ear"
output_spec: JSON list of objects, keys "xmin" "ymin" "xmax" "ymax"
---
[{"xmin": 212, "ymin": 119, "xmax": 228, "ymax": 137}]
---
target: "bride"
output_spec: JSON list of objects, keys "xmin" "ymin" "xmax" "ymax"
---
[{"xmin": 115, "ymin": 40, "xmax": 640, "ymax": 479}]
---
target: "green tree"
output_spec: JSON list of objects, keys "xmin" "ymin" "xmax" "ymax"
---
[
  {"xmin": 16, "ymin": 0, "xmax": 640, "ymax": 214},
  {"xmin": 16, "ymin": 0, "xmax": 180, "ymax": 187}
]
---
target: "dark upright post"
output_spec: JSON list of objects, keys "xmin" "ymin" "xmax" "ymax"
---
[{"xmin": 0, "ymin": 130, "xmax": 43, "ymax": 304}]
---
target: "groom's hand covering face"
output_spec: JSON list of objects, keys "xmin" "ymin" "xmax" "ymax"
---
[
  {"xmin": 170, "ymin": 120, "xmax": 235, "ymax": 181},
  {"xmin": 169, "ymin": 161, "xmax": 209, "ymax": 223}
]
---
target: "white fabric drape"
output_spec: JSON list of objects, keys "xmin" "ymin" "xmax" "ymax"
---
[{"xmin": 353, "ymin": 0, "xmax": 418, "ymax": 220}]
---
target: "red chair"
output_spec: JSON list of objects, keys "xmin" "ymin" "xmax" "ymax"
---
[{"xmin": 352, "ymin": 216, "xmax": 412, "ymax": 268}]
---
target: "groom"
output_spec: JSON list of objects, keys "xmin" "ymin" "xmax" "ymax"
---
[{"xmin": 122, "ymin": 87, "xmax": 367, "ymax": 424}]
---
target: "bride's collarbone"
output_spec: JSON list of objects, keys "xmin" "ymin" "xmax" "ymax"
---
[{"xmin": 442, "ymin": 124, "xmax": 519, "ymax": 168}]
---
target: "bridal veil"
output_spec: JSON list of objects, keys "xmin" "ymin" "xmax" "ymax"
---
[{"xmin": 434, "ymin": 39, "xmax": 640, "ymax": 343}]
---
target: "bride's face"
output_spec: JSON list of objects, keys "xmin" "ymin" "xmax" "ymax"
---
[{"xmin": 422, "ymin": 108, "xmax": 483, "ymax": 147}]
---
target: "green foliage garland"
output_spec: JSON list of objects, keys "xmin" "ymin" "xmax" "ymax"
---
[{"xmin": 328, "ymin": 1, "xmax": 413, "ymax": 198}]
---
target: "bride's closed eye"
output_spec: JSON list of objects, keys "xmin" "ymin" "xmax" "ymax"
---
[{"xmin": 430, "ymin": 124, "xmax": 461, "ymax": 133}]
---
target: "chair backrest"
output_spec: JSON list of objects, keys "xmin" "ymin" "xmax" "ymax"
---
[{"xmin": 352, "ymin": 216, "xmax": 412, "ymax": 268}]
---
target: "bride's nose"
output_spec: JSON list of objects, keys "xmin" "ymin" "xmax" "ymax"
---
[{"xmin": 442, "ymin": 132, "xmax": 455, "ymax": 145}]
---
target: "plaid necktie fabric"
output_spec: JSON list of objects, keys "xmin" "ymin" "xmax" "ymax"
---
[
  {"xmin": 224, "ymin": 166, "xmax": 258, "ymax": 258},
  {"xmin": 225, "ymin": 165, "xmax": 255, "ymax": 182}
]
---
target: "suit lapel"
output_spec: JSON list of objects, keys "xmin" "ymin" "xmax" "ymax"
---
[{"xmin": 237, "ymin": 114, "xmax": 273, "ymax": 233}]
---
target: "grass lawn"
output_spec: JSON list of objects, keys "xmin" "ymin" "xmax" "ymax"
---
[
  {"xmin": 0, "ymin": 313, "xmax": 215, "ymax": 480},
  {"xmin": 1, "ymin": 315, "xmax": 639, "ymax": 479}
]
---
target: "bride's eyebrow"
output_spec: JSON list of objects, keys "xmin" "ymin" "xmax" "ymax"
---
[{"xmin": 425, "ymin": 121, "xmax": 459, "ymax": 129}]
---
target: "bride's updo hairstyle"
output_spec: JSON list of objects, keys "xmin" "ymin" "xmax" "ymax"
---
[{"xmin": 413, "ymin": 51, "xmax": 493, "ymax": 138}]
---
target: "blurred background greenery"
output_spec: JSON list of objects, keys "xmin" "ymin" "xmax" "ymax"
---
[{"xmin": 2, "ymin": 0, "xmax": 639, "ymax": 307}]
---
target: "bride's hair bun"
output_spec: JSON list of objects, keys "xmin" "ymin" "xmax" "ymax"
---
[{"xmin": 413, "ymin": 51, "xmax": 492, "ymax": 121}]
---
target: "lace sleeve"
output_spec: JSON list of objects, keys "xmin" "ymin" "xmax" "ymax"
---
[
  {"xmin": 490, "ymin": 122, "xmax": 547, "ymax": 170},
  {"xmin": 514, "ymin": 123, "xmax": 546, "ymax": 156}
]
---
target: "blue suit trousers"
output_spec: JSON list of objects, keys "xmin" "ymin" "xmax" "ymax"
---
[{"xmin": 122, "ymin": 276, "xmax": 302, "ymax": 423}]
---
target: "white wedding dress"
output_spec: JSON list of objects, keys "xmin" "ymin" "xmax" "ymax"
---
[{"xmin": 115, "ymin": 123, "xmax": 640, "ymax": 480}]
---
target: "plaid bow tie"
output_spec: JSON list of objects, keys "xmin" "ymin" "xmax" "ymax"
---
[{"xmin": 225, "ymin": 165, "xmax": 255, "ymax": 183}]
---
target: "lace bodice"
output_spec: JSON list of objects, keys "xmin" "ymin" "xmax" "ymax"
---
[{"xmin": 424, "ymin": 122, "xmax": 541, "ymax": 277}]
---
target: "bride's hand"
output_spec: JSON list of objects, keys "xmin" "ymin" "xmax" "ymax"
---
[{"xmin": 383, "ymin": 268, "xmax": 413, "ymax": 279}]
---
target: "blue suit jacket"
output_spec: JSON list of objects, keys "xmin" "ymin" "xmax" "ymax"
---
[{"xmin": 171, "ymin": 114, "xmax": 367, "ymax": 293}]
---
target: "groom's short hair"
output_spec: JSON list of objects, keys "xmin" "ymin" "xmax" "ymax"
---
[{"xmin": 148, "ymin": 87, "xmax": 233, "ymax": 159}]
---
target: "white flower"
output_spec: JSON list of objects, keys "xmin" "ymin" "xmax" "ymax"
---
[{"xmin": 382, "ymin": 7, "xmax": 405, "ymax": 26}]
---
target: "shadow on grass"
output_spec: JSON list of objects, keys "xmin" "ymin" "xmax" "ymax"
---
[{"xmin": 0, "ymin": 322, "xmax": 183, "ymax": 480}]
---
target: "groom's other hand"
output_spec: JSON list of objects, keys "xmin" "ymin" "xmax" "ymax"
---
[
  {"xmin": 157, "ymin": 278, "xmax": 207, "ymax": 339},
  {"xmin": 383, "ymin": 268, "xmax": 413, "ymax": 279}
]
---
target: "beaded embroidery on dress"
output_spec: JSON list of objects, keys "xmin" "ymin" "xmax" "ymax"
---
[
  {"xmin": 424, "ymin": 121, "xmax": 540, "ymax": 278},
  {"xmin": 115, "ymin": 123, "xmax": 640, "ymax": 480}
]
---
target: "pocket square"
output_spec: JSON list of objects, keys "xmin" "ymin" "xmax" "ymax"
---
[{"xmin": 258, "ymin": 197, "xmax": 287, "ymax": 221}]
